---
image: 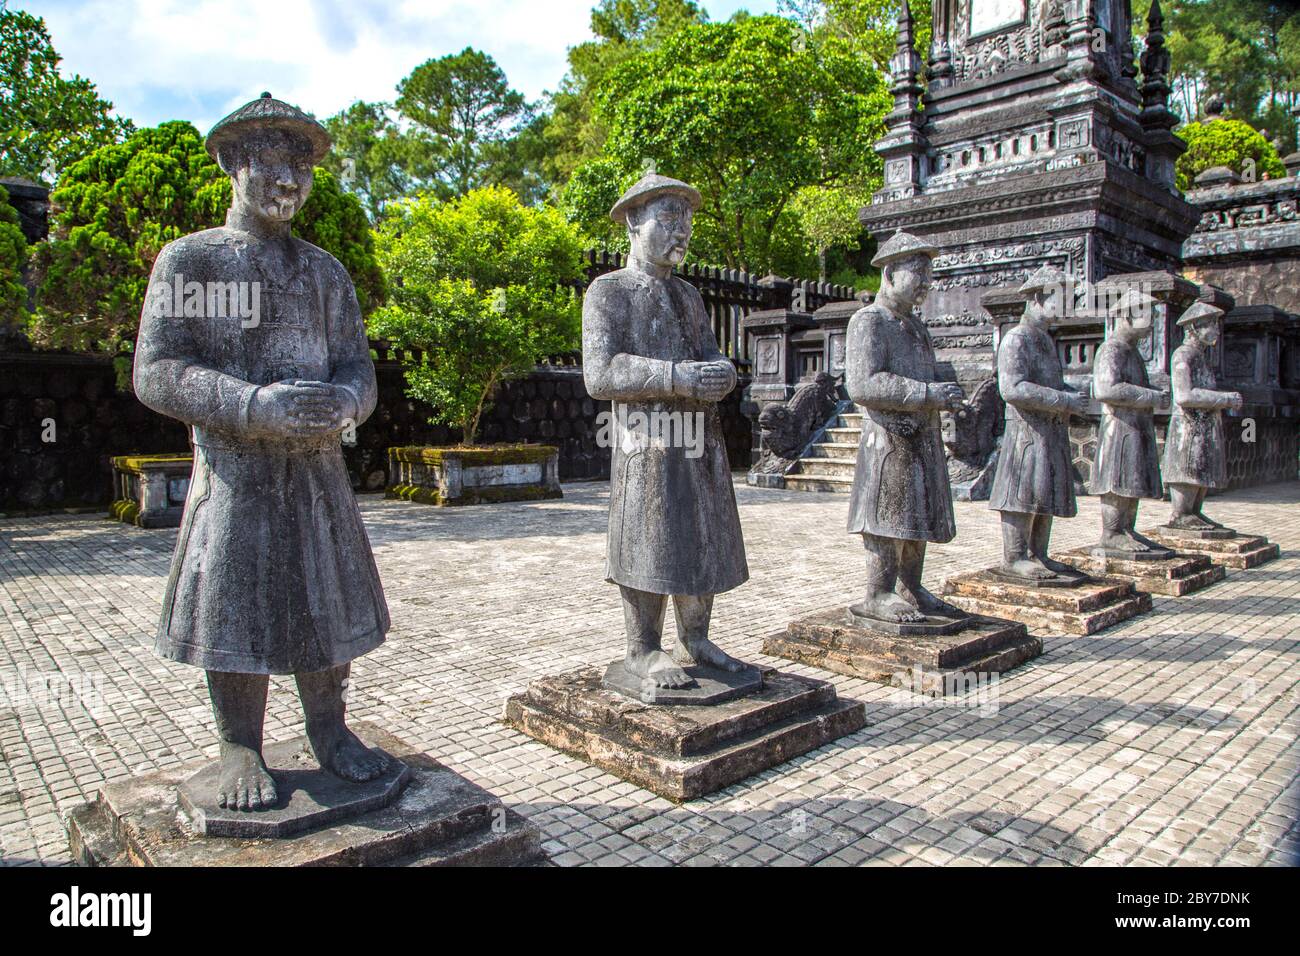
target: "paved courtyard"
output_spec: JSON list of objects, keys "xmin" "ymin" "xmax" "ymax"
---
[{"xmin": 1, "ymin": 478, "xmax": 1297, "ymax": 867}]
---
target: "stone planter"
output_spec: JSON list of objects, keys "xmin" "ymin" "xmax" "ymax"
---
[
  {"xmin": 109, "ymin": 454, "xmax": 192, "ymax": 528},
  {"xmin": 386, "ymin": 445, "xmax": 561, "ymax": 506}
]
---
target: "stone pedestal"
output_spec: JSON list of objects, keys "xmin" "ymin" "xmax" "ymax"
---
[
  {"xmin": 943, "ymin": 569, "xmax": 1151, "ymax": 636},
  {"xmin": 1055, "ymin": 548, "xmax": 1226, "ymax": 596},
  {"xmin": 65, "ymin": 724, "xmax": 543, "ymax": 867},
  {"xmin": 1143, "ymin": 526, "xmax": 1281, "ymax": 570},
  {"xmin": 502, "ymin": 665, "xmax": 864, "ymax": 802},
  {"xmin": 109, "ymin": 454, "xmax": 192, "ymax": 528},
  {"xmin": 386, "ymin": 445, "xmax": 562, "ymax": 506},
  {"xmin": 763, "ymin": 609, "xmax": 1040, "ymax": 694}
]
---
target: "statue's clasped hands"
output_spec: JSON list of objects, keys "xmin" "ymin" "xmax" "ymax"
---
[
  {"xmin": 675, "ymin": 360, "xmax": 734, "ymax": 402},
  {"xmin": 927, "ymin": 381, "xmax": 965, "ymax": 411},
  {"xmin": 250, "ymin": 380, "xmax": 349, "ymax": 438}
]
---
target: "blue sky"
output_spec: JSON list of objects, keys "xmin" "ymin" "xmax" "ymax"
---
[{"xmin": 20, "ymin": 0, "xmax": 784, "ymax": 133}]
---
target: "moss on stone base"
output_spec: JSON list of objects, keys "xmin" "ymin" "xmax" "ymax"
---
[
  {"xmin": 108, "ymin": 499, "xmax": 142, "ymax": 526},
  {"xmin": 387, "ymin": 444, "xmax": 558, "ymax": 467},
  {"xmin": 111, "ymin": 453, "xmax": 192, "ymax": 474},
  {"xmin": 385, "ymin": 481, "xmax": 563, "ymax": 508}
]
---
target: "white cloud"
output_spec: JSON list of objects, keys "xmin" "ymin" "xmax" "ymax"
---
[
  {"xmin": 22, "ymin": 0, "xmax": 782, "ymax": 132},
  {"xmin": 23, "ymin": 0, "xmax": 599, "ymax": 130}
]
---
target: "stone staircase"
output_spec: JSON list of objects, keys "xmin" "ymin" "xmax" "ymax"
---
[{"xmin": 783, "ymin": 404, "xmax": 860, "ymax": 493}]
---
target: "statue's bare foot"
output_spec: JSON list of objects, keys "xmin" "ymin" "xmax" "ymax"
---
[
  {"xmin": 902, "ymin": 583, "xmax": 968, "ymax": 619},
  {"xmin": 310, "ymin": 725, "xmax": 387, "ymax": 783},
  {"xmin": 216, "ymin": 742, "xmax": 277, "ymax": 812},
  {"xmin": 1003, "ymin": 557, "xmax": 1054, "ymax": 580},
  {"xmin": 625, "ymin": 648, "xmax": 693, "ymax": 689},
  {"xmin": 1125, "ymin": 529, "xmax": 1171, "ymax": 554},
  {"xmin": 851, "ymin": 593, "xmax": 924, "ymax": 624},
  {"xmin": 1039, "ymin": 554, "xmax": 1083, "ymax": 577},
  {"xmin": 1169, "ymin": 513, "xmax": 1215, "ymax": 531},
  {"xmin": 674, "ymin": 636, "xmax": 747, "ymax": 673}
]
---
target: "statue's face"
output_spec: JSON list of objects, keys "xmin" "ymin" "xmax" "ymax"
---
[
  {"xmin": 1190, "ymin": 316, "xmax": 1221, "ymax": 347},
  {"xmin": 628, "ymin": 196, "xmax": 692, "ymax": 268},
  {"xmin": 1114, "ymin": 301, "xmax": 1153, "ymax": 343},
  {"xmin": 882, "ymin": 255, "xmax": 932, "ymax": 308},
  {"xmin": 226, "ymin": 130, "xmax": 314, "ymax": 224}
]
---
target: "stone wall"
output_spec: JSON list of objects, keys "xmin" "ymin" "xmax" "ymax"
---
[
  {"xmin": 0, "ymin": 350, "xmax": 753, "ymax": 513},
  {"xmin": 1182, "ymin": 174, "xmax": 1300, "ymax": 314}
]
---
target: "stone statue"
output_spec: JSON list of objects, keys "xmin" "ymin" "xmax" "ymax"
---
[
  {"xmin": 752, "ymin": 371, "xmax": 839, "ymax": 474},
  {"xmin": 845, "ymin": 231, "xmax": 967, "ymax": 626},
  {"xmin": 134, "ymin": 94, "xmax": 391, "ymax": 812},
  {"xmin": 987, "ymin": 266, "xmax": 1090, "ymax": 584},
  {"xmin": 1091, "ymin": 289, "xmax": 1173, "ymax": 558},
  {"xmin": 940, "ymin": 377, "xmax": 1004, "ymax": 499},
  {"xmin": 1161, "ymin": 301, "xmax": 1244, "ymax": 531},
  {"xmin": 582, "ymin": 173, "xmax": 750, "ymax": 691}
]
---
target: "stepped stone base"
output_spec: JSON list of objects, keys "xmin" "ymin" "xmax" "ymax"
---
[
  {"xmin": 1143, "ymin": 527, "xmax": 1281, "ymax": 570},
  {"xmin": 764, "ymin": 608, "xmax": 1040, "ymax": 694},
  {"xmin": 943, "ymin": 568, "xmax": 1151, "ymax": 636},
  {"xmin": 1056, "ymin": 548, "xmax": 1226, "ymax": 596},
  {"xmin": 502, "ymin": 665, "xmax": 864, "ymax": 802},
  {"xmin": 65, "ymin": 723, "xmax": 543, "ymax": 867}
]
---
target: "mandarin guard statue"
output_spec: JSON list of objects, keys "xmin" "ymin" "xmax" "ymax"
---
[
  {"xmin": 845, "ymin": 231, "xmax": 968, "ymax": 627},
  {"xmin": 987, "ymin": 266, "xmax": 1090, "ymax": 585},
  {"xmin": 582, "ymin": 173, "xmax": 752, "ymax": 693},
  {"xmin": 1091, "ymin": 289, "xmax": 1173, "ymax": 559},
  {"xmin": 1160, "ymin": 301, "xmax": 1244, "ymax": 533},
  {"xmin": 134, "ymin": 93, "xmax": 391, "ymax": 812}
]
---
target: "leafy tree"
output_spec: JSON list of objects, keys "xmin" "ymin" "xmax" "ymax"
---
[
  {"xmin": 1161, "ymin": 0, "xmax": 1299, "ymax": 149},
  {"xmin": 789, "ymin": 180, "xmax": 874, "ymax": 281},
  {"xmin": 31, "ymin": 121, "xmax": 383, "ymax": 356},
  {"xmin": 369, "ymin": 186, "xmax": 584, "ymax": 444},
  {"xmin": 321, "ymin": 101, "xmax": 432, "ymax": 221},
  {"xmin": 0, "ymin": 6, "xmax": 132, "ymax": 182},
  {"xmin": 565, "ymin": 15, "xmax": 888, "ymax": 273},
  {"xmin": 541, "ymin": 0, "xmax": 707, "ymax": 188},
  {"xmin": 779, "ymin": 0, "xmax": 931, "ymax": 75},
  {"xmin": 396, "ymin": 48, "xmax": 532, "ymax": 198},
  {"xmin": 0, "ymin": 183, "xmax": 28, "ymax": 327},
  {"xmin": 1175, "ymin": 116, "xmax": 1287, "ymax": 190}
]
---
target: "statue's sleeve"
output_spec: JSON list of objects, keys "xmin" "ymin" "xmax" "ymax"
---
[
  {"xmin": 582, "ymin": 280, "xmax": 675, "ymax": 401},
  {"xmin": 326, "ymin": 261, "xmax": 378, "ymax": 426},
  {"xmin": 1170, "ymin": 352, "xmax": 1233, "ymax": 410},
  {"xmin": 845, "ymin": 310, "xmax": 930, "ymax": 411},
  {"xmin": 133, "ymin": 244, "xmax": 260, "ymax": 432},
  {"xmin": 998, "ymin": 333, "xmax": 1071, "ymax": 413},
  {"xmin": 1092, "ymin": 347, "xmax": 1163, "ymax": 409}
]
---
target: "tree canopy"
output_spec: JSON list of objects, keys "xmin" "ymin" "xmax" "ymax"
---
[
  {"xmin": 1175, "ymin": 116, "xmax": 1288, "ymax": 190},
  {"xmin": 368, "ymin": 186, "xmax": 584, "ymax": 444},
  {"xmin": 562, "ymin": 14, "xmax": 888, "ymax": 276},
  {"xmin": 0, "ymin": 183, "xmax": 28, "ymax": 327},
  {"xmin": 0, "ymin": 6, "xmax": 132, "ymax": 182},
  {"xmin": 396, "ymin": 47, "xmax": 533, "ymax": 199}
]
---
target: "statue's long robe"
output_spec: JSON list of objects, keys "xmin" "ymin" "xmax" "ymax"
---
[
  {"xmin": 133, "ymin": 225, "xmax": 389, "ymax": 675},
  {"xmin": 988, "ymin": 321, "xmax": 1077, "ymax": 517},
  {"xmin": 1162, "ymin": 343, "xmax": 1230, "ymax": 489},
  {"xmin": 582, "ymin": 268, "xmax": 748, "ymax": 596},
  {"xmin": 844, "ymin": 303, "xmax": 956, "ymax": 542},
  {"xmin": 1091, "ymin": 338, "xmax": 1164, "ymax": 500}
]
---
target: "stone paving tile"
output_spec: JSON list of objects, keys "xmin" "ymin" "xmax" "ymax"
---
[{"xmin": 0, "ymin": 478, "xmax": 1296, "ymax": 866}]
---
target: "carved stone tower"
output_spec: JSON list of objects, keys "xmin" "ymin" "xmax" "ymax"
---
[{"xmin": 860, "ymin": 0, "xmax": 1199, "ymax": 375}]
